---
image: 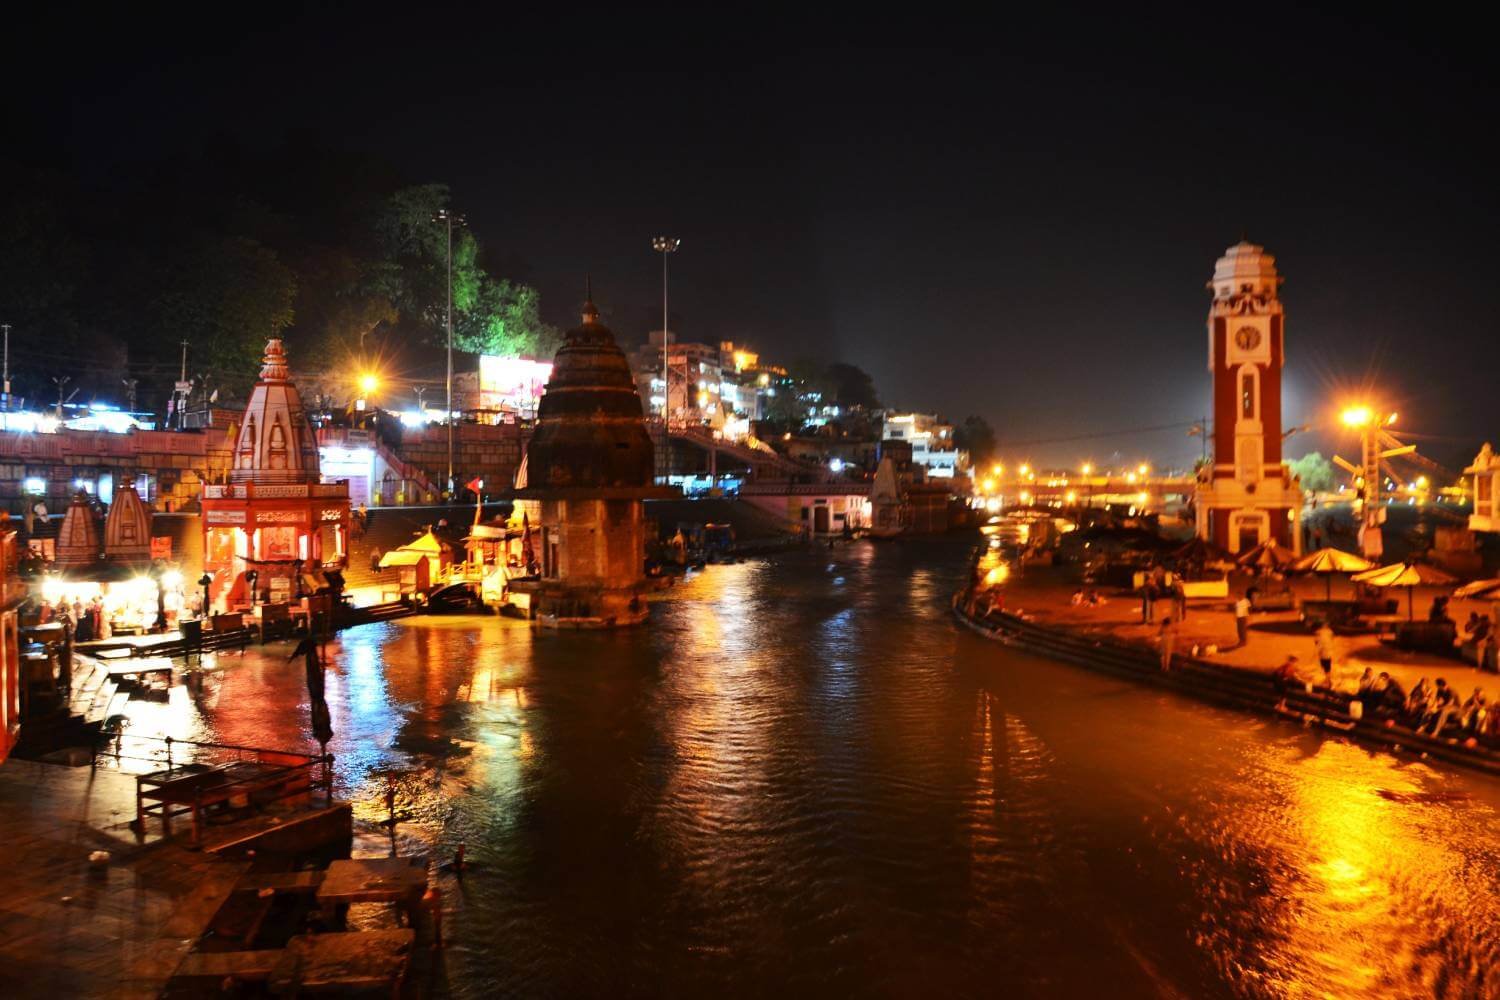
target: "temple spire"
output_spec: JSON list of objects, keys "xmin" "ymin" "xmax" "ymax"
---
[{"xmin": 582, "ymin": 275, "xmax": 599, "ymax": 324}]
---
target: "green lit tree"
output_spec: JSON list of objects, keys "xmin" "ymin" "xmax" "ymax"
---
[
  {"xmin": 1288, "ymin": 451, "xmax": 1338, "ymax": 493},
  {"xmin": 454, "ymin": 278, "xmax": 562, "ymax": 359}
]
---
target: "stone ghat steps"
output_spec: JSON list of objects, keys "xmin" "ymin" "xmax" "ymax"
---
[{"xmin": 953, "ymin": 595, "xmax": 1500, "ymax": 779}]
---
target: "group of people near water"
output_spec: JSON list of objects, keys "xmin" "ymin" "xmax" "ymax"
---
[{"xmin": 1272, "ymin": 644, "xmax": 1499, "ymax": 743}]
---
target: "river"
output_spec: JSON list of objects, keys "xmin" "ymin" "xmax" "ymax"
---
[{"xmin": 119, "ymin": 539, "xmax": 1500, "ymax": 998}]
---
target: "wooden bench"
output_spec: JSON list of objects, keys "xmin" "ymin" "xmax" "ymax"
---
[
  {"xmin": 136, "ymin": 758, "xmax": 318, "ymax": 846},
  {"xmin": 1250, "ymin": 590, "xmax": 1297, "ymax": 612}
]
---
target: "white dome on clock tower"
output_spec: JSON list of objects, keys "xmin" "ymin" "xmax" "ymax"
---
[{"xmin": 1209, "ymin": 240, "xmax": 1283, "ymax": 301}]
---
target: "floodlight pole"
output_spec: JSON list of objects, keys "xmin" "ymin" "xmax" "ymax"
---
[
  {"xmin": 434, "ymin": 207, "xmax": 466, "ymax": 497},
  {"xmin": 652, "ymin": 236, "xmax": 681, "ymax": 427}
]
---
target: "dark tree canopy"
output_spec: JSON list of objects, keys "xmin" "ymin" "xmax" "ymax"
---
[
  {"xmin": 0, "ymin": 149, "xmax": 559, "ymax": 410},
  {"xmin": 954, "ymin": 415, "xmax": 997, "ymax": 467},
  {"xmin": 817, "ymin": 362, "xmax": 880, "ymax": 410}
]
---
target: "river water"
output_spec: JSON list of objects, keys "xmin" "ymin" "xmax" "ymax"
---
[{"xmin": 124, "ymin": 539, "xmax": 1500, "ymax": 998}]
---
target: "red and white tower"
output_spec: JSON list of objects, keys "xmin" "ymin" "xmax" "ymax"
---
[{"xmin": 1195, "ymin": 240, "xmax": 1301, "ymax": 553}]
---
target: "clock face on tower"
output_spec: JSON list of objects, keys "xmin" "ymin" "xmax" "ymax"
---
[{"xmin": 1234, "ymin": 326, "xmax": 1262, "ymax": 351}]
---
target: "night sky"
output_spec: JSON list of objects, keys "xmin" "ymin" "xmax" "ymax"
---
[{"xmin": 8, "ymin": 8, "xmax": 1496, "ymax": 472}]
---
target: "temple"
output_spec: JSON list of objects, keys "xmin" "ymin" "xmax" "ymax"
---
[
  {"xmin": 511, "ymin": 295, "xmax": 676, "ymax": 626},
  {"xmin": 201, "ymin": 340, "xmax": 350, "ymax": 610}
]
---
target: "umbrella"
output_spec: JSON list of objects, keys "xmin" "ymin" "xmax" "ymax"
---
[
  {"xmin": 1290, "ymin": 546, "xmax": 1375, "ymax": 601},
  {"xmin": 1172, "ymin": 536, "xmax": 1234, "ymax": 567},
  {"xmin": 1351, "ymin": 561, "xmax": 1458, "ymax": 620},
  {"xmin": 1236, "ymin": 540, "xmax": 1298, "ymax": 572},
  {"xmin": 1454, "ymin": 578, "xmax": 1500, "ymax": 601}
]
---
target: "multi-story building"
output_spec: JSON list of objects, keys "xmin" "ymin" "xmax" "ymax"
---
[
  {"xmin": 881, "ymin": 412, "xmax": 962, "ymax": 478},
  {"xmin": 630, "ymin": 335, "xmax": 773, "ymax": 438}
]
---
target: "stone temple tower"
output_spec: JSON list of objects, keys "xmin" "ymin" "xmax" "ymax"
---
[
  {"xmin": 512, "ymin": 295, "xmax": 675, "ymax": 626},
  {"xmin": 1194, "ymin": 240, "xmax": 1302, "ymax": 554}
]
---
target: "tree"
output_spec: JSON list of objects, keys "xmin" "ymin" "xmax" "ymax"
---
[
  {"xmin": 454, "ymin": 277, "xmax": 562, "ymax": 359},
  {"xmin": 817, "ymin": 362, "xmax": 881, "ymax": 410},
  {"xmin": 954, "ymin": 415, "xmax": 997, "ymax": 468},
  {"xmin": 1288, "ymin": 451, "xmax": 1338, "ymax": 493},
  {"xmin": 0, "ymin": 166, "xmax": 90, "ymax": 373},
  {"xmin": 154, "ymin": 236, "xmax": 297, "ymax": 395}
]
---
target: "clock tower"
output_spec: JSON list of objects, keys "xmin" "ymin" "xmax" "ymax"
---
[{"xmin": 1194, "ymin": 240, "xmax": 1302, "ymax": 553}]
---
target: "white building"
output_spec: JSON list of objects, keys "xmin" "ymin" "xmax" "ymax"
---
[
  {"xmin": 881, "ymin": 412, "xmax": 961, "ymax": 478},
  {"xmin": 1468, "ymin": 443, "xmax": 1500, "ymax": 533}
]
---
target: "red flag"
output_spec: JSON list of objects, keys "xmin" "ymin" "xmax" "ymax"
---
[{"xmin": 466, "ymin": 476, "xmax": 484, "ymax": 495}]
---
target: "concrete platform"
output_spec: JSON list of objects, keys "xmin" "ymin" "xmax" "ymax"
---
[
  {"xmin": 0, "ymin": 761, "xmax": 230, "ymax": 998},
  {"xmin": 1002, "ymin": 565, "xmax": 1500, "ymax": 702}
]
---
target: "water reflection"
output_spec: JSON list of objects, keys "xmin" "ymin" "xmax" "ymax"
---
[{"xmin": 102, "ymin": 540, "xmax": 1500, "ymax": 997}]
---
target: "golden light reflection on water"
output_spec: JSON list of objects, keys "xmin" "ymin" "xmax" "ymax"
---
[
  {"xmin": 90, "ymin": 542, "xmax": 1500, "ymax": 997},
  {"xmin": 1170, "ymin": 739, "xmax": 1500, "ymax": 998}
]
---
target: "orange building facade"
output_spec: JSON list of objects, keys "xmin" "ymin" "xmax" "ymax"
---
[{"xmin": 201, "ymin": 340, "xmax": 350, "ymax": 609}]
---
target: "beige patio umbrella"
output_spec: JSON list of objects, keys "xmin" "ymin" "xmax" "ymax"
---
[
  {"xmin": 1290, "ymin": 547, "xmax": 1375, "ymax": 601},
  {"xmin": 1454, "ymin": 578, "xmax": 1500, "ymax": 600},
  {"xmin": 1237, "ymin": 540, "xmax": 1298, "ymax": 573},
  {"xmin": 1351, "ymin": 561, "xmax": 1458, "ymax": 620}
]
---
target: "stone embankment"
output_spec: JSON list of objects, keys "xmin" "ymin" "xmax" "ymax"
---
[{"xmin": 953, "ymin": 586, "xmax": 1500, "ymax": 779}]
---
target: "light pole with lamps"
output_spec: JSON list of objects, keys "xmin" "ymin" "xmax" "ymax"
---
[
  {"xmin": 433, "ymin": 207, "xmax": 467, "ymax": 496},
  {"xmin": 652, "ymin": 236, "xmax": 681, "ymax": 426}
]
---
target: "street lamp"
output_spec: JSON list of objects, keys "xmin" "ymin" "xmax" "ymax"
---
[
  {"xmin": 356, "ymin": 372, "xmax": 378, "ymax": 413},
  {"xmin": 433, "ymin": 207, "xmax": 467, "ymax": 497},
  {"xmin": 652, "ymin": 236, "xmax": 681, "ymax": 426},
  {"xmin": 1335, "ymin": 402, "xmax": 1414, "ymax": 559},
  {"xmin": 1340, "ymin": 405, "xmax": 1373, "ymax": 428}
]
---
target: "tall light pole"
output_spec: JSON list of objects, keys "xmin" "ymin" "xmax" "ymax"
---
[
  {"xmin": 652, "ymin": 236, "xmax": 681, "ymax": 426},
  {"xmin": 2, "ymin": 322, "xmax": 10, "ymax": 409},
  {"xmin": 433, "ymin": 207, "xmax": 466, "ymax": 496},
  {"xmin": 1334, "ymin": 405, "xmax": 1413, "ymax": 560},
  {"xmin": 175, "ymin": 340, "xmax": 192, "ymax": 430}
]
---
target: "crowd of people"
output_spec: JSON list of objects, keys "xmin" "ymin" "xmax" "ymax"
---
[{"xmin": 1270, "ymin": 652, "xmax": 1499, "ymax": 743}]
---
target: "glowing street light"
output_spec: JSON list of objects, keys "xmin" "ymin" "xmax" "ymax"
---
[
  {"xmin": 1341, "ymin": 404, "xmax": 1374, "ymax": 428},
  {"xmin": 355, "ymin": 372, "xmax": 379, "ymax": 413},
  {"xmin": 1080, "ymin": 462, "xmax": 1093, "ymax": 476}
]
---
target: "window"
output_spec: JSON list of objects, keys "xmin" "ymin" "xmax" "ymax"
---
[{"xmin": 1241, "ymin": 373, "xmax": 1255, "ymax": 418}]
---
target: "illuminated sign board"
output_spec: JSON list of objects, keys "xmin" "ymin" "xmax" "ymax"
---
[{"xmin": 477, "ymin": 356, "xmax": 553, "ymax": 414}]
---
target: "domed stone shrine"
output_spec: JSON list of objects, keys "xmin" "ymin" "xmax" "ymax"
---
[
  {"xmin": 201, "ymin": 340, "xmax": 350, "ymax": 610},
  {"xmin": 513, "ymin": 296, "xmax": 677, "ymax": 626}
]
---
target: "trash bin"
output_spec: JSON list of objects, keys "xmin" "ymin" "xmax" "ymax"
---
[{"xmin": 179, "ymin": 618, "xmax": 203, "ymax": 645}]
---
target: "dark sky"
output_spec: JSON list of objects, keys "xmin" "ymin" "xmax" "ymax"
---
[{"xmin": 8, "ymin": 7, "xmax": 1497, "ymax": 472}]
